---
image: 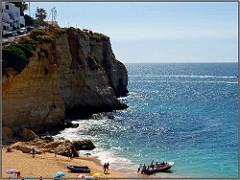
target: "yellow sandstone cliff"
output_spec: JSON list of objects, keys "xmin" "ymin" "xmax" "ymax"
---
[{"xmin": 2, "ymin": 28, "xmax": 128, "ymax": 131}]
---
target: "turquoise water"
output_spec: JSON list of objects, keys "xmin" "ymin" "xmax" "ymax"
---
[{"xmin": 56, "ymin": 63, "xmax": 238, "ymax": 178}]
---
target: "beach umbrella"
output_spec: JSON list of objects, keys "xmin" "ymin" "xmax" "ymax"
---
[
  {"xmin": 77, "ymin": 174, "xmax": 85, "ymax": 179},
  {"xmin": 55, "ymin": 171, "xmax": 65, "ymax": 177},
  {"xmin": 6, "ymin": 169, "xmax": 19, "ymax": 174},
  {"xmin": 92, "ymin": 172, "xmax": 101, "ymax": 177},
  {"xmin": 85, "ymin": 176, "xmax": 94, "ymax": 180},
  {"xmin": 78, "ymin": 175, "xmax": 94, "ymax": 180}
]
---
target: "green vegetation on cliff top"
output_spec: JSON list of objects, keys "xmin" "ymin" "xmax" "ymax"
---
[
  {"xmin": 2, "ymin": 27, "xmax": 110, "ymax": 76},
  {"xmin": 2, "ymin": 42, "xmax": 35, "ymax": 75}
]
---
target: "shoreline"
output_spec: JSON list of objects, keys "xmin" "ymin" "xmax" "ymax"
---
[
  {"xmin": 2, "ymin": 148, "xmax": 174, "ymax": 179},
  {"xmin": 2, "ymin": 148, "xmax": 145, "ymax": 179},
  {"xmin": 53, "ymin": 118, "xmax": 177, "ymax": 179}
]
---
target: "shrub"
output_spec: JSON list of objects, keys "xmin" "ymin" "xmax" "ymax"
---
[
  {"xmin": 31, "ymin": 29, "xmax": 48, "ymax": 36},
  {"xmin": 2, "ymin": 40, "xmax": 35, "ymax": 75},
  {"xmin": 30, "ymin": 30, "xmax": 54, "ymax": 42},
  {"xmin": 49, "ymin": 26, "xmax": 66, "ymax": 36},
  {"xmin": 79, "ymin": 31, "xmax": 89, "ymax": 40},
  {"xmin": 34, "ymin": 20, "xmax": 48, "ymax": 27},
  {"xmin": 18, "ymin": 36, "xmax": 35, "ymax": 44},
  {"xmin": 13, "ymin": 43, "xmax": 34, "ymax": 58},
  {"xmin": 3, "ymin": 45, "xmax": 28, "ymax": 73},
  {"xmin": 88, "ymin": 32, "xmax": 109, "ymax": 41}
]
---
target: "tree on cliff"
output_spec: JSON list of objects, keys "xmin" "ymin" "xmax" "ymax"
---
[{"xmin": 35, "ymin": 8, "xmax": 47, "ymax": 22}]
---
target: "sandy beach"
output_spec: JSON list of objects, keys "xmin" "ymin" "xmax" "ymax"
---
[{"xmin": 2, "ymin": 148, "xmax": 133, "ymax": 179}]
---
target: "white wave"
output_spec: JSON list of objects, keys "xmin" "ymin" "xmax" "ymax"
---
[
  {"xmin": 179, "ymin": 81, "xmax": 238, "ymax": 84},
  {"xmin": 54, "ymin": 118, "xmax": 110, "ymax": 141},
  {"xmin": 87, "ymin": 147, "xmax": 138, "ymax": 172},
  {"xmin": 159, "ymin": 75, "xmax": 237, "ymax": 79},
  {"xmin": 53, "ymin": 117, "xmax": 138, "ymax": 173},
  {"xmin": 130, "ymin": 74, "xmax": 237, "ymax": 79},
  {"xmin": 134, "ymin": 80, "xmax": 238, "ymax": 84}
]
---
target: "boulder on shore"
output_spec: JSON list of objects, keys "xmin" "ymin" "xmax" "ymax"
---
[
  {"xmin": 9, "ymin": 138, "xmax": 95, "ymax": 158},
  {"xmin": 73, "ymin": 140, "xmax": 96, "ymax": 150},
  {"xmin": 19, "ymin": 128, "xmax": 39, "ymax": 141},
  {"xmin": 40, "ymin": 136, "xmax": 54, "ymax": 142},
  {"xmin": 10, "ymin": 142, "xmax": 41, "ymax": 154},
  {"xmin": 54, "ymin": 140, "xmax": 78, "ymax": 157}
]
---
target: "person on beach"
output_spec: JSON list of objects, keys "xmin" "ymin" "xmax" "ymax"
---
[
  {"xmin": 150, "ymin": 160, "xmax": 155, "ymax": 169},
  {"xmin": 71, "ymin": 148, "xmax": 74, "ymax": 159},
  {"xmin": 54, "ymin": 149, "xmax": 57, "ymax": 158},
  {"xmin": 141, "ymin": 164, "xmax": 146, "ymax": 174},
  {"xmin": 6, "ymin": 146, "xmax": 11, "ymax": 153},
  {"xmin": 106, "ymin": 162, "xmax": 110, "ymax": 173},
  {"xmin": 67, "ymin": 148, "xmax": 71, "ymax": 159},
  {"xmin": 32, "ymin": 147, "xmax": 35, "ymax": 158},
  {"xmin": 146, "ymin": 165, "xmax": 150, "ymax": 171},
  {"xmin": 103, "ymin": 163, "xmax": 107, "ymax": 173},
  {"xmin": 137, "ymin": 164, "xmax": 142, "ymax": 173},
  {"xmin": 69, "ymin": 148, "xmax": 73, "ymax": 159},
  {"xmin": 16, "ymin": 171, "xmax": 21, "ymax": 178}
]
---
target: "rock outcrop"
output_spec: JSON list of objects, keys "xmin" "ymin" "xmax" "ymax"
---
[
  {"xmin": 18, "ymin": 128, "xmax": 40, "ymax": 141},
  {"xmin": 10, "ymin": 137, "xmax": 96, "ymax": 158},
  {"xmin": 73, "ymin": 140, "xmax": 96, "ymax": 150},
  {"xmin": 11, "ymin": 142, "xmax": 42, "ymax": 154},
  {"xmin": 2, "ymin": 127, "xmax": 14, "ymax": 144},
  {"xmin": 2, "ymin": 28, "xmax": 128, "ymax": 131}
]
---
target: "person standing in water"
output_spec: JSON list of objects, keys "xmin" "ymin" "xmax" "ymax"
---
[
  {"xmin": 150, "ymin": 160, "xmax": 154, "ymax": 169},
  {"xmin": 141, "ymin": 164, "xmax": 146, "ymax": 174},
  {"xmin": 137, "ymin": 164, "xmax": 142, "ymax": 173}
]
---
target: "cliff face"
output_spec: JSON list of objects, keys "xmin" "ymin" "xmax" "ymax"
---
[{"xmin": 2, "ymin": 28, "xmax": 128, "ymax": 131}]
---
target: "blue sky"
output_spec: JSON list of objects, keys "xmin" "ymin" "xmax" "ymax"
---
[{"xmin": 26, "ymin": 2, "xmax": 238, "ymax": 63}]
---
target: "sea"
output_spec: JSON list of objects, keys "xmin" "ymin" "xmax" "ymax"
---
[{"xmin": 55, "ymin": 63, "xmax": 238, "ymax": 178}]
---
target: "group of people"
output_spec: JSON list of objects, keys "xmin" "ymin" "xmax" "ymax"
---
[
  {"xmin": 103, "ymin": 162, "xmax": 110, "ymax": 174},
  {"xmin": 137, "ymin": 160, "xmax": 166, "ymax": 174}
]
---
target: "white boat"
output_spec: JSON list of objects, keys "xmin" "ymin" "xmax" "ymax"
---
[{"xmin": 143, "ymin": 161, "xmax": 175, "ymax": 175}]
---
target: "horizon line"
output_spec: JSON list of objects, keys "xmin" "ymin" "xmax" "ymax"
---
[{"xmin": 124, "ymin": 61, "xmax": 238, "ymax": 64}]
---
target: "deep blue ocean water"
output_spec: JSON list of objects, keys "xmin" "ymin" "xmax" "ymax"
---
[{"xmin": 56, "ymin": 63, "xmax": 238, "ymax": 178}]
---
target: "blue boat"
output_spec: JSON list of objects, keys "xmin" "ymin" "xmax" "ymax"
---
[{"xmin": 67, "ymin": 165, "xmax": 91, "ymax": 173}]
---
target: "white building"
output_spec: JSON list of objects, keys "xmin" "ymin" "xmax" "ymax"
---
[{"xmin": 2, "ymin": 2, "xmax": 25, "ymax": 31}]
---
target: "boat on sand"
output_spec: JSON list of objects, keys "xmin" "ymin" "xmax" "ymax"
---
[{"xmin": 67, "ymin": 165, "xmax": 91, "ymax": 173}]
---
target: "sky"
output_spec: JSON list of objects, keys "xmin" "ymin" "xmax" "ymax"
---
[{"xmin": 26, "ymin": 2, "xmax": 238, "ymax": 63}]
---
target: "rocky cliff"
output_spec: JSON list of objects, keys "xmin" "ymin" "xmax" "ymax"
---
[{"xmin": 2, "ymin": 27, "xmax": 128, "ymax": 131}]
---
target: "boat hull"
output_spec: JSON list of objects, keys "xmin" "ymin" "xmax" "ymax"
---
[
  {"xmin": 143, "ymin": 161, "xmax": 174, "ymax": 175},
  {"xmin": 67, "ymin": 165, "xmax": 91, "ymax": 173}
]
